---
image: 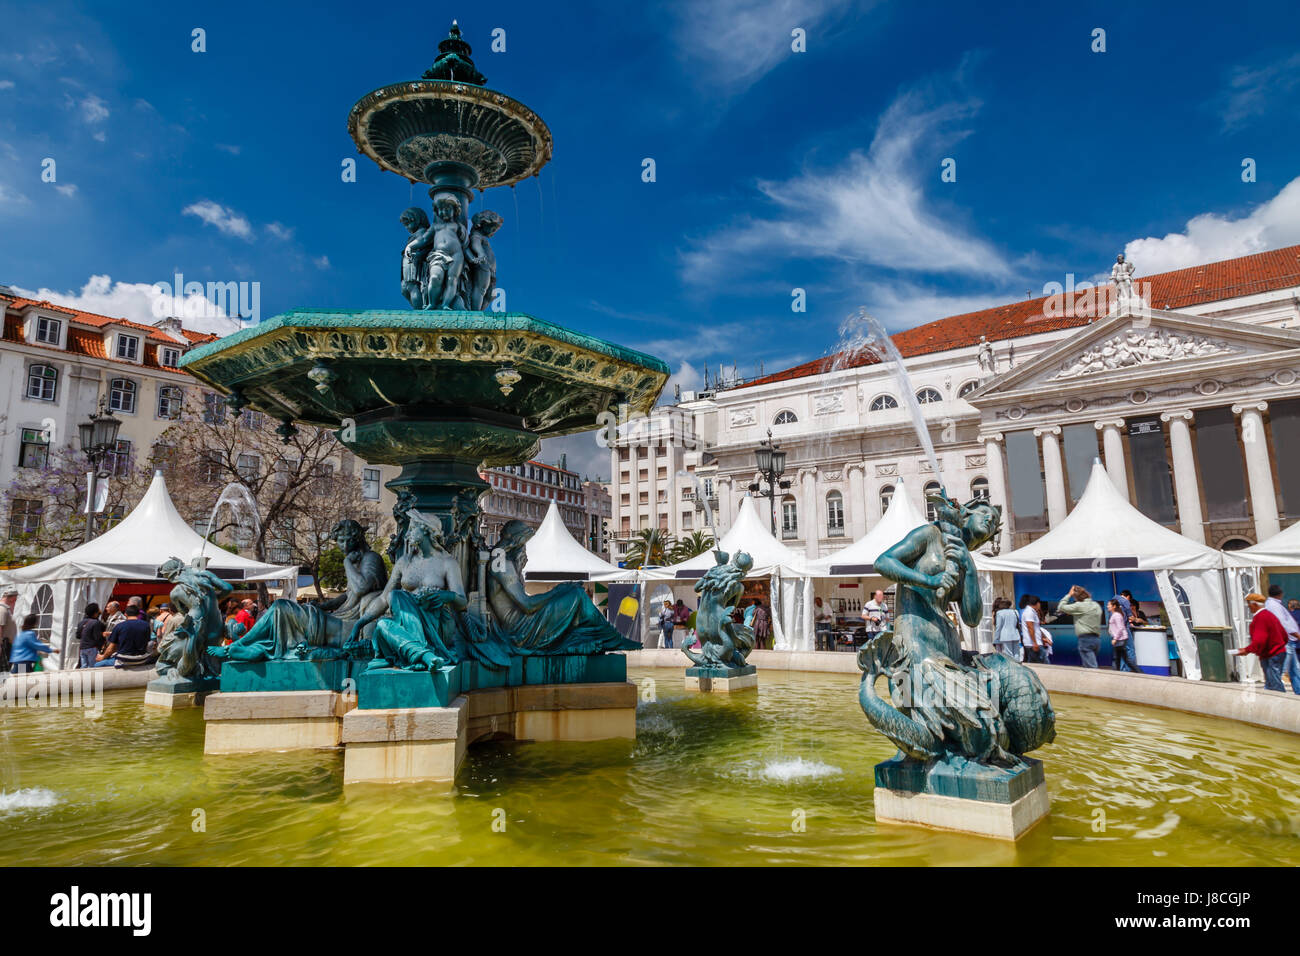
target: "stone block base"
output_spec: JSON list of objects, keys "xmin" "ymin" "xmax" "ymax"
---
[
  {"xmin": 220, "ymin": 658, "xmax": 358, "ymax": 693},
  {"xmin": 203, "ymin": 690, "xmax": 355, "ymax": 754},
  {"xmin": 684, "ymin": 668, "xmax": 758, "ymax": 693},
  {"xmin": 144, "ymin": 675, "xmax": 220, "ymax": 710},
  {"xmin": 873, "ymin": 779, "xmax": 1050, "ymax": 841},
  {"xmin": 342, "ymin": 697, "xmax": 468, "ymax": 784}
]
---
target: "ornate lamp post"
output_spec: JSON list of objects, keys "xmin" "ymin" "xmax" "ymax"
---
[
  {"xmin": 78, "ymin": 399, "xmax": 122, "ymax": 543},
  {"xmin": 748, "ymin": 429, "xmax": 790, "ymax": 535}
]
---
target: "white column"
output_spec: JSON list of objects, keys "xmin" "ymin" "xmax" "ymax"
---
[
  {"xmin": 1094, "ymin": 418, "xmax": 1129, "ymax": 502},
  {"xmin": 847, "ymin": 463, "xmax": 868, "ymax": 539},
  {"xmin": 1035, "ymin": 426, "xmax": 1068, "ymax": 527},
  {"xmin": 979, "ymin": 433, "xmax": 1010, "ymax": 553},
  {"xmin": 1233, "ymin": 402, "xmax": 1281, "ymax": 541},
  {"xmin": 799, "ymin": 467, "xmax": 819, "ymax": 558},
  {"xmin": 1160, "ymin": 410, "xmax": 1205, "ymax": 544},
  {"xmin": 715, "ymin": 476, "xmax": 733, "ymax": 535}
]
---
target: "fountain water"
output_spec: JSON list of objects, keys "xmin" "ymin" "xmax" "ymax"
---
[{"xmin": 200, "ymin": 482, "xmax": 262, "ymax": 561}]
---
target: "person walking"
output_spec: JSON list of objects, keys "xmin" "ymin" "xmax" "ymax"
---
[
  {"xmin": 658, "ymin": 600, "xmax": 675, "ymax": 649},
  {"xmin": 1232, "ymin": 592, "xmax": 1287, "ymax": 692},
  {"xmin": 76, "ymin": 603, "xmax": 106, "ymax": 669},
  {"xmin": 0, "ymin": 586, "xmax": 18, "ymax": 672},
  {"xmin": 1263, "ymin": 584, "xmax": 1300, "ymax": 694},
  {"xmin": 1108, "ymin": 598, "xmax": 1138, "ymax": 672},
  {"xmin": 10, "ymin": 614, "xmax": 52, "ymax": 674},
  {"xmin": 1058, "ymin": 585, "xmax": 1102, "ymax": 667},
  {"xmin": 992, "ymin": 597, "xmax": 1021, "ymax": 660},
  {"xmin": 1018, "ymin": 595, "xmax": 1044, "ymax": 663}
]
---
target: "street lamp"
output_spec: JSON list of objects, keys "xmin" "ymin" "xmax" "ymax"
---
[
  {"xmin": 78, "ymin": 398, "xmax": 122, "ymax": 543},
  {"xmin": 748, "ymin": 428, "xmax": 790, "ymax": 535}
]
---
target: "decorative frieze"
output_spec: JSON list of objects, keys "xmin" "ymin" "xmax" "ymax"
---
[
  {"xmin": 728, "ymin": 406, "xmax": 757, "ymax": 428},
  {"xmin": 1052, "ymin": 329, "xmax": 1239, "ymax": 379}
]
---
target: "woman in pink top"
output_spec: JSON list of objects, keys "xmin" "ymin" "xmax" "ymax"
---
[{"xmin": 1108, "ymin": 598, "xmax": 1138, "ymax": 672}]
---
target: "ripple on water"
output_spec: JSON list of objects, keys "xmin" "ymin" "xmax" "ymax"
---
[
  {"xmin": 0, "ymin": 787, "xmax": 60, "ymax": 812},
  {"xmin": 728, "ymin": 757, "xmax": 844, "ymax": 783}
]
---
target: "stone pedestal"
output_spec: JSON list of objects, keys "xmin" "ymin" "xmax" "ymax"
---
[
  {"xmin": 220, "ymin": 658, "xmax": 358, "ymax": 693},
  {"xmin": 685, "ymin": 664, "xmax": 758, "ymax": 693},
  {"xmin": 872, "ymin": 755, "xmax": 1050, "ymax": 841},
  {"xmin": 203, "ymin": 690, "xmax": 355, "ymax": 754},
  {"xmin": 342, "ymin": 697, "xmax": 468, "ymax": 784},
  {"xmin": 144, "ymin": 675, "xmax": 220, "ymax": 710}
]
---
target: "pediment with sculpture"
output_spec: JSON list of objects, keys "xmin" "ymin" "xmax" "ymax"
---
[{"xmin": 1051, "ymin": 328, "xmax": 1239, "ymax": 379}]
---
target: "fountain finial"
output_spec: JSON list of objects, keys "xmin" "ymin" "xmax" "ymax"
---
[{"xmin": 423, "ymin": 20, "xmax": 487, "ymax": 85}]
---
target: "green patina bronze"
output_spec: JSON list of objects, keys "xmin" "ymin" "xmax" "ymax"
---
[
  {"xmin": 185, "ymin": 26, "xmax": 665, "ymax": 696},
  {"xmin": 683, "ymin": 549, "xmax": 757, "ymax": 675}
]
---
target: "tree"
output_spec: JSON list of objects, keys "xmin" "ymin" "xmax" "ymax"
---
[
  {"xmin": 623, "ymin": 527, "xmax": 675, "ymax": 569},
  {"xmin": 670, "ymin": 529, "xmax": 715, "ymax": 563}
]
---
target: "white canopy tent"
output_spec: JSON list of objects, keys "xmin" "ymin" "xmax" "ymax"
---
[
  {"xmin": 806, "ymin": 477, "xmax": 928, "ymax": 576},
  {"xmin": 0, "ymin": 471, "xmax": 297, "ymax": 670},
  {"xmin": 1227, "ymin": 520, "xmax": 1300, "ymax": 569},
  {"xmin": 524, "ymin": 500, "xmax": 620, "ymax": 581},
  {"xmin": 976, "ymin": 460, "xmax": 1231, "ymax": 679}
]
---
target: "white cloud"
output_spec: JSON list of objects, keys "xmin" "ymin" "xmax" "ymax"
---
[
  {"xmin": 183, "ymin": 199, "xmax": 254, "ymax": 240},
  {"xmin": 0, "ymin": 80, "xmax": 14, "ymax": 90},
  {"xmin": 680, "ymin": 77, "xmax": 1007, "ymax": 285},
  {"xmin": 670, "ymin": 0, "xmax": 858, "ymax": 95},
  {"xmin": 1217, "ymin": 52, "xmax": 1300, "ymax": 132},
  {"xmin": 11, "ymin": 274, "xmax": 243, "ymax": 335},
  {"xmin": 0, "ymin": 183, "xmax": 29, "ymax": 205},
  {"xmin": 855, "ymin": 280, "xmax": 1007, "ymax": 333},
  {"xmin": 54, "ymin": 183, "xmax": 77, "ymax": 197},
  {"xmin": 1123, "ymin": 176, "xmax": 1300, "ymax": 275},
  {"xmin": 312, "ymin": 255, "xmax": 331, "ymax": 270},
  {"xmin": 539, "ymin": 432, "xmax": 610, "ymax": 483},
  {"xmin": 265, "ymin": 221, "xmax": 293, "ymax": 240},
  {"xmin": 666, "ymin": 360, "xmax": 704, "ymax": 397},
  {"xmin": 215, "ymin": 143, "xmax": 241, "ymax": 155}
]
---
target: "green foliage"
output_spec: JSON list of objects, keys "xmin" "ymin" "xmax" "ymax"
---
[
  {"xmin": 623, "ymin": 528, "xmax": 675, "ymax": 569},
  {"xmin": 318, "ymin": 546, "xmax": 347, "ymax": 590},
  {"xmin": 670, "ymin": 530, "xmax": 715, "ymax": 563}
]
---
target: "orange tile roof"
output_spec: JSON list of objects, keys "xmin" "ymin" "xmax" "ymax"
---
[{"xmin": 739, "ymin": 245, "xmax": 1300, "ymax": 388}]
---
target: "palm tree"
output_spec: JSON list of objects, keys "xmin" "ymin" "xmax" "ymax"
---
[
  {"xmin": 624, "ymin": 528, "xmax": 676, "ymax": 568},
  {"xmin": 670, "ymin": 529, "xmax": 716, "ymax": 563}
]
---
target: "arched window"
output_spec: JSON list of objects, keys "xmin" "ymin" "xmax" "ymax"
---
[
  {"xmin": 870, "ymin": 394, "xmax": 899, "ymax": 412},
  {"xmin": 773, "ymin": 409, "xmax": 798, "ymax": 425},
  {"xmin": 157, "ymin": 384, "xmax": 183, "ymax": 419},
  {"xmin": 958, "ymin": 380, "xmax": 980, "ymax": 398},
  {"xmin": 879, "ymin": 484, "xmax": 895, "ymax": 515},
  {"xmin": 26, "ymin": 364, "xmax": 57, "ymax": 402},
  {"xmin": 971, "ymin": 477, "xmax": 990, "ymax": 501},
  {"xmin": 924, "ymin": 481, "xmax": 943, "ymax": 521},
  {"xmin": 826, "ymin": 490, "xmax": 845, "ymax": 536},
  {"xmin": 109, "ymin": 378, "xmax": 136, "ymax": 413},
  {"xmin": 781, "ymin": 494, "xmax": 798, "ymax": 538},
  {"xmin": 916, "ymin": 387, "xmax": 942, "ymax": 405},
  {"xmin": 32, "ymin": 584, "xmax": 54, "ymax": 647},
  {"xmin": 1220, "ymin": 538, "xmax": 1252, "ymax": 551}
]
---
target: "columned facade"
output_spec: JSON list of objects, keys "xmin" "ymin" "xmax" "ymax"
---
[{"xmin": 1233, "ymin": 402, "xmax": 1281, "ymax": 541}]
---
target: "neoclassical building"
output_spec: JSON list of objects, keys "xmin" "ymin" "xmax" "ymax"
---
[{"xmin": 619, "ymin": 246, "xmax": 1300, "ymax": 558}]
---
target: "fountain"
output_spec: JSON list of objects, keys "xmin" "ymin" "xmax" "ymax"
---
[{"xmin": 178, "ymin": 23, "xmax": 670, "ymax": 778}]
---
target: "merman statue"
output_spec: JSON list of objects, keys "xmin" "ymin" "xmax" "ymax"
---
[
  {"xmin": 155, "ymin": 557, "xmax": 234, "ymax": 681},
  {"xmin": 683, "ymin": 549, "xmax": 754, "ymax": 669}
]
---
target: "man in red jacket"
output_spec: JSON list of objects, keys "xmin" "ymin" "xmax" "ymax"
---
[{"xmin": 1232, "ymin": 592, "xmax": 1287, "ymax": 692}]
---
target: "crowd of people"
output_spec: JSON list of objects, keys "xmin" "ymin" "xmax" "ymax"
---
[
  {"xmin": 991, "ymin": 586, "xmax": 1154, "ymax": 669},
  {"xmin": 655, "ymin": 595, "xmax": 774, "ymax": 650}
]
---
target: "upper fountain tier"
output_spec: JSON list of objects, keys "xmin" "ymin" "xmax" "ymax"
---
[{"xmin": 347, "ymin": 21, "xmax": 552, "ymax": 191}]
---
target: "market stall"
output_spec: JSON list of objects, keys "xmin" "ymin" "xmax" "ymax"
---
[
  {"xmin": 0, "ymin": 471, "xmax": 297, "ymax": 670},
  {"xmin": 975, "ymin": 460, "xmax": 1231, "ymax": 679}
]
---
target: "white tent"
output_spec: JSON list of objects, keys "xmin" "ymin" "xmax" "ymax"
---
[
  {"xmin": 647, "ymin": 495, "xmax": 808, "ymax": 580},
  {"xmin": 1227, "ymin": 520, "xmax": 1300, "ymax": 569},
  {"xmin": 806, "ymin": 477, "xmax": 928, "ymax": 576},
  {"xmin": 976, "ymin": 460, "xmax": 1229, "ymax": 680},
  {"xmin": 524, "ymin": 500, "xmax": 620, "ymax": 581},
  {"xmin": 0, "ymin": 471, "xmax": 297, "ymax": 669}
]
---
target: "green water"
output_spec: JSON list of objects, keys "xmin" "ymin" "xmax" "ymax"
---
[{"xmin": 1, "ymin": 667, "xmax": 1297, "ymax": 865}]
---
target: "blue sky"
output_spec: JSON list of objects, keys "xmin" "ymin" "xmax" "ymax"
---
[{"xmin": 3, "ymin": 0, "xmax": 1300, "ymax": 478}]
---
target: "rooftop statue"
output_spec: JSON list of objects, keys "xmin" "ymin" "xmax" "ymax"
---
[
  {"xmin": 1111, "ymin": 252, "xmax": 1137, "ymax": 309},
  {"xmin": 860, "ymin": 493, "xmax": 1055, "ymax": 766},
  {"xmin": 683, "ymin": 550, "xmax": 755, "ymax": 670}
]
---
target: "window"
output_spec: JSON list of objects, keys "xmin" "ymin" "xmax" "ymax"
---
[
  {"xmin": 26, "ymin": 364, "xmax": 57, "ymax": 401},
  {"xmin": 151, "ymin": 442, "xmax": 175, "ymax": 472},
  {"xmin": 157, "ymin": 384, "xmax": 183, "ymax": 419},
  {"xmin": 241, "ymin": 411, "xmax": 266, "ymax": 431},
  {"xmin": 827, "ymin": 490, "xmax": 845, "ymax": 536},
  {"xmin": 267, "ymin": 540, "xmax": 293, "ymax": 564},
  {"xmin": 870, "ymin": 394, "xmax": 899, "ymax": 411},
  {"xmin": 159, "ymin": 346, "xmax": 181, "ymax": 368},
  {"xmin": 103, "ymin": 504, "xmax": 126, "ymax": 530},
  {"xmin": 971, "ymin": 477, "xmax": 989, "ymax": 500},
  {"xmin": 879, "ymin": 484, "xmax": 895, "ymax": 515},
  {"xmin": 924, "ymin": 481, "xmax": 942, "ymax": 521},
  {"xmin": 35, "ymin": 317, "xmax": 60, "ymax": 344},
  {"xmin": 116, "ymin": 334, "xmax": 140, "ymax": 361},
  {"xmin": 236, "ymin": 453, "xmax": 261, "ymax": 482},
  {"xmin": 704, "ymin": 477, "xmax": 714, "ymax": 497},
  {"xmin": 774, "ymin": 409, "xmax": 798, "ymax": 425},
  {"xmin": 18, "ymin": 428, "xmax": 49, "ymax": 469},
  {"xmin": 781, "ymin": 497, "xmax": 799, "ymax": 538},
  {"xmin": 202, "ymin": 391, "xmax": 226, "ymax": 425},
  {"xmin": 8, "ymin": 498, "xmax": 42, "ymax": 538},
  {"xmin": 958, "ymin": 380, "xmax": 980, "ymax": 398},
  {"xmin": 108, "ymin": 378, "xmax": 136, "ymax": 413},
  {"xmin": 200, "ymin": 450, "xmax": 223, "ymax": 484},
  {"xmin": 916, "ymin": 387, "xmax": 942, "ymax": 405},
  {"xmin": 104, "ymin": 439, "xmax": 132, "ymax": 477},
  {"xmin": 362, "ymin": 467, "xmax": 381, "ymax": 500},
  {"xmin": 31, "ymin": 584, "xmax": 54, "ymax": 646}
]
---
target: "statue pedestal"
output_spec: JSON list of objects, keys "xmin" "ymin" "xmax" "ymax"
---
[
  {"xmin": 872, "ymin": 756, "xmax": 1050, "ymax": 841},
  {"xmin": 684, "ymin": 664, "xmax": 758, "ymax": 694},
  {"xmin": 203, "ymin": 690, "xmax": 356, "ymax": 754},
  {"xmin": 144, "ymin": 674, "xmax": 220, "ymax": 710},
  {"xmin": 341, "ymin": 681, "xmax": 637, "ymax": 784},
  {"xmin": 219, "ymin": 659, "xmax": 359, "ymax": 693}
]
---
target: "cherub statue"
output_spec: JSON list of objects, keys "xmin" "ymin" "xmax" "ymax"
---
[
  {"xmin": 421, "ymin": 194, "xmax": 467, "ymax": 310},
  {"xmin": 399, "ymin": 207, "xmax": 434, "ymax": 309},
  {"xmin": 465, "ymin": 209, "xmax": 502, "ymax": 311},
  {"xmin": 683, "ymin": 549, "xmax": 755, "ymax": 669}
]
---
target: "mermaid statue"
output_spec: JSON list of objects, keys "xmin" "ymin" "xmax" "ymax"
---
[
  {"xmin": 683, "ymin": 549, "xmax": 754, "ymax": 669},
  {"xmin": 860, "ymin": 492, "xmax": 1055, "ymax": 768}
]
